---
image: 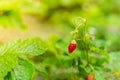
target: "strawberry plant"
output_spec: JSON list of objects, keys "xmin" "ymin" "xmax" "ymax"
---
[
  {"xmin": 67, "ymin": 17, "xmax": 110, "ymax": 80},
  {"xmin": 0, "ymin": 0, "xmax": 120, "ymax": 80}
]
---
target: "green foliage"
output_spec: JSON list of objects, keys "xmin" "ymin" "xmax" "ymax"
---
[
  {"xmin": 94, "ymin": 70, "xmax": 105, "ymax": 80},
  {"xmin": 109, "ymin": 52, "xmax": 120, "ymax": 73},
  {"xmin": 14, "ymin": 58, "xmax": 34, "ymax": 80},
  {"xmin": 68, "ymin": 17, "xmax": 113, "ymax": 80},
  {"xmin": 5, "ymin": 71, "xmax": 16, "ymax": 80},
  {"xmin": 19, "ymin": 0, "xmax": 47, "ymax": 16},
  {"xmin": 73, "ymin": 17, "xmax": 90, "ymax": 51},
  {"xmin": 0, "ymin": 0, "xmax": 120, "ymax": 80},
  {"xmin": 0, "ymin": 53, "xmax": 17, "ymax": 80},
  {"xmin": 0, "ymin": 10, "xmax": 26, "ymax": 29},
  {"xmin": 0, "ymin": 38, "xmax": 47, "ymax": 56},
  {"xmin": 0, "ymin": 38, "xmax": 47, "ymax": 80},
  {"xmin": 34, "ymin": 64, "xmax": 48, "ymax": 76},
  {"xmin": 0, "ymin": 1, "xmax": 26, "ymax": 29}
]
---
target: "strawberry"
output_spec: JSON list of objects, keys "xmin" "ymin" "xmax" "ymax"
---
[
  {"xmin": 68, "ymin": 40, "xmax": 76, "ymax": 53},
  {"xmin": 87, "ymin": 74, "xmax": 94, "ymax": 80}
]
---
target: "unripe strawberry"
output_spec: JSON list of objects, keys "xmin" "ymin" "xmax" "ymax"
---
[
  {"xmin": 87, "ymin": 74, "xmax": 94, "ymax": 80},
  {"xmin": 68, "ymin": 40, "xmax": 76, "ymax": 54}
]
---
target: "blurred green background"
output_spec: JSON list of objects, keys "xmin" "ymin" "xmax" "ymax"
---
[{"xmin": 0, "ymin": 0, "xmax": 120, "ymax": 80}]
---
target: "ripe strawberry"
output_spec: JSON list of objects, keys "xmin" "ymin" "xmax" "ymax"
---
[
  {"xmin": 68, "ymin": 40, "xmax": 76, "ymax": 53},
  {"xmin": 87, "ymin": 74, "xmax": 94, "ymax": 80}
]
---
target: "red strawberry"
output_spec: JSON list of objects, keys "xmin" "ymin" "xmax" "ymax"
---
[
  {"xmin": 87, "ymin": 74, "xmax": 94, "ymax": 80},
  {"xmin": 68, "ymin": 40, "xmax": 76, "ymax": 53}
]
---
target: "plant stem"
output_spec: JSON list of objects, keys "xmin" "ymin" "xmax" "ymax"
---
[{"xmin": 86, "ymin": 51, "xmax": 89, "ymax": 65}]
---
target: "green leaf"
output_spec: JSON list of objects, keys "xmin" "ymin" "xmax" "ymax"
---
[
  {"xmin": 109, "ymin": 52, "xmax": 120, "ymax": 73},
  {"xmin": 94, "ymin": 70, "xmax": 105, "ymax": 80},
  {"xmin": 4, "ymin": 71, "xmax": 16, "ymax": 80},
  {"xmin": 91, "ymin": 47, "xmax": 109, "ymax": 58},
  {"xmin": 14, "ymin": 58, "xmax": 34, "ymax": 80},
  {"xmin": 0, "ymin": 38, "xmax": 47, "ymax": 56},
  {"xmin": 78, "ymin": 65, "xmax": 87, "ymax": 77},
  {"xmin": 34, "ymin": 64, "xmax": 48, "ymax": 76},
  {"xmin": 0, "ymin": 53, "xmax": 17, "ymax": 80}
]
